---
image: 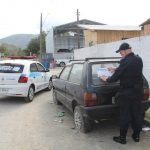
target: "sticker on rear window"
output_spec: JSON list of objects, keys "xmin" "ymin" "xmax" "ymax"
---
[
  {"xmin": 0, "ymin": 66, "xmax": 13, "ymax": 71},
  {"xmin": 12, "ymin": 67, "xmax": 20, "ymax": 71},
  {"xmin": 0, "ymin": 64, "xmax": 24, "ymax": 73}
]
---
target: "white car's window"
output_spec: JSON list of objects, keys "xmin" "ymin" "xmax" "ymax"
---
[
  {"xmin": 30, "ymin": 63, "xmax": 38, "ymax": 72},
  {"xmin": 0, "ymin": 63, "xmax": 24, "ymax": 73},
  {"xmin": 36, "ymin": 63, "xmax": 45, "ymax": 72},
  {"xmin": 92, "ymin": 62, "xmax": 119, "ymax": 85},
  {"xmin": 60, "ymin": 66, "xmax": 71, "ymax": 80},
  {"xmin": 69, "ymin": 64, "xmax": 83, "ymax": 84}
]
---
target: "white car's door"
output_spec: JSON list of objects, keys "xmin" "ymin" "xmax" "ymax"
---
[
  {"xmin": 36, "ymin": 63, "xmax": 48, "ymax": 90},
  {"xmin": 30, "ymin": 63, "xmax": 42, "ymax": 92}
]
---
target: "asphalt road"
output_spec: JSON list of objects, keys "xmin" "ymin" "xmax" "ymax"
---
[{"xmin": 0, "ymin": 89, "xmax": 150, "ymax": 150}]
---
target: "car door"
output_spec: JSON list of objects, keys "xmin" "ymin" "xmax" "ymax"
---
[
  {"xmin": 36, "ymin": 63, "xmax": 47, "ymax": 90},
  {"xmin": 54, "ymin": 66, "xmax": 72, "ymax": 105},
  {"xmin": 30, "ymin": 63, "xmax": 40, "ymax": 92},
  {"xmin": 66, "ymin": 64, "xmax": 84, "ymax": 111}
]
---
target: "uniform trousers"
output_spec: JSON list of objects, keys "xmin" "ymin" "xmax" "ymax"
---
[{"xmin": 118, "ymin": 88, "xmax": 143, "ymax": 137}]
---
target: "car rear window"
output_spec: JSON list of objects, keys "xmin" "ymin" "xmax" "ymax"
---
[
  {"xmin": 0, "ymin": 63, "xmax": 24, "ymax": 73},
  {"xmin": 92, "ymin": 62, "xmax": 119, "ymax": 85}
]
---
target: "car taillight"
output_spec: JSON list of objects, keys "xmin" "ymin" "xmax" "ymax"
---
[
  {"xmin": 143, "ymin": 88, "xmax": 149, "ymax": 100},
  {"xmin": 18, "ymin": 76, "xmax": 28, "ymax": 83},
  {"xmin": 84, "ymin": 92, "xmax": 97, "ymax": 107}
]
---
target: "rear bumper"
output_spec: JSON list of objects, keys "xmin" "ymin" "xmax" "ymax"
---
[
  {"xmin": 0, "ymin": 85, "xmax": 29, "ymax": 97},
  {"xmin": 80, "ymin": 100, "xmax": 150, "ymax": 120}
]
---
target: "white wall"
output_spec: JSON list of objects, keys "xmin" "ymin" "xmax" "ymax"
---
[
  {"xmin": 74, "ymin": 35, "xmax": 150, "ymax": 83},
  {"xmin": 53, "ymin": 52, "xmax": 74, "ymax": 59},
  {"xmin": 46, "ymin": 28, "xmax": 54, "ymax": 53}
]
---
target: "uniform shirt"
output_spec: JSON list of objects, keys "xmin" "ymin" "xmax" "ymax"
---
[{"xmin": 107, "ymin": 52, "xmax": 143, "ymax": 88}]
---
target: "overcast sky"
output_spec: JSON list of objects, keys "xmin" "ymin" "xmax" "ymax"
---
[{"xmin": 0, "ymin": 0, "xmax": 149, "ymax": 38}]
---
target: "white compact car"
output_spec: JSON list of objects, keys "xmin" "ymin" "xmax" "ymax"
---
[
  {"xmin": 55, "ymin": 59, "xmax": 70, "ymax": 67},
  {"xmin": 0, "ymin": 59, "xmax": 52, "ymax": 102}
]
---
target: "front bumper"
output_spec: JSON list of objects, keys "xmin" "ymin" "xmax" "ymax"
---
[{"xmin": 80, "ymin": 100, "xmax": 150, "ymax": 120}]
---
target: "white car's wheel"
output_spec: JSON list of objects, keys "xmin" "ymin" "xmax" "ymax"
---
[{"xmin": 25, "ymin": 86, "xmax": 34, "ymax": 102}]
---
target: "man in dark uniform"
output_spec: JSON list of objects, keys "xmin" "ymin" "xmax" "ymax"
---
[{"xmin": 100, "ymin": 43, "xmax": 143, "ymax": 144}]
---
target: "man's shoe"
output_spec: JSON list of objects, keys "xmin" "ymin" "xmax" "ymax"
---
[
  {"xmin": 113, "ymin": 136, "xmax": 127, "ymax": 144},
  {"xmin": 132, "ymin": 134, "xmax": 140, "ymax": 142}
]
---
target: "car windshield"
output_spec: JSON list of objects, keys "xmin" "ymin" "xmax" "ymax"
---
[
  {"xmin": 91, "ymin": 62, "xmax": 119, "ymax": 85},
  {"xmin": 0, "ymin": 63, "xmax": 24, "ymax": 73}
]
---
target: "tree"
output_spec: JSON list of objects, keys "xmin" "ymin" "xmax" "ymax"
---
[
  {"xmin": 17, "ymin": 48, "xmax": 25, "ymax": 56},
  {"xmin": 0, "ymin": 45, "xmax": 9, "ymax": 56},
  {"xmin": 23, "ymin": 31, "xmax": 46, "ymax": 56}
]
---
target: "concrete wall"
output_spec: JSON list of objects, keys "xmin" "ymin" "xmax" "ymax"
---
[{"xmin": 74, "ymin": 35, "xmax": 150, "ymax": 83}]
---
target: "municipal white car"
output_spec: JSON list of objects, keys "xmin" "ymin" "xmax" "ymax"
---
[{"xmin": 0, "ymin": 59, "xmax": 53, "ymax": 102}]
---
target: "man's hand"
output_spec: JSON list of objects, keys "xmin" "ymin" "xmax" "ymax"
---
[
  {"xmin": 100, "ymin": 75, "xmax": 108, "ymax": 82},
  {"xmin": 108, "ymin": 67, "xmax": 116, "ymax": 73}
]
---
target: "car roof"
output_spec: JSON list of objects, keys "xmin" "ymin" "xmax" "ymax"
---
[
  {"xmin": 89, "ymin": 58, "xmax": 120, "ymax": 62},
  {"xmin": 0, "ymin": 59, "xmax": 40, "ymax": 65},
  {"xmin": 68, "ymin": 57, "xmax": 121, "ymax": 65}
]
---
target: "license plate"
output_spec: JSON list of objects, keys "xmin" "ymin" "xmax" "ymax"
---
[{"xmin": 0, "ymin": 88, "xmax": 9, "ymax": 93}]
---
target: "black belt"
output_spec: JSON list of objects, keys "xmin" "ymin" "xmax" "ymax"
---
[{"xmin": 121, "ymin": 84, "xmax": 142, "ymax": 89}]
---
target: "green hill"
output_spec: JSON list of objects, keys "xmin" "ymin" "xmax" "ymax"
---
[{"xmin": 0, "ymin": 34, "xmax": 38, "ymax": 49}]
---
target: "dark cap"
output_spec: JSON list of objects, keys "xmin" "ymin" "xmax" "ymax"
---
[{"xmin": 116, "ymin": 43, "xmax": 131, "ymax": 53}]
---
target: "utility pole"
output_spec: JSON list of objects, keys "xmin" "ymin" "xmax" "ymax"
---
[
  {"xmin": 40, "ymin": 13, "xmax": 43, "ymax": 62},
  {"xmin": 76, "ymin": 9, "xmax": 80, "ymax": 49}
]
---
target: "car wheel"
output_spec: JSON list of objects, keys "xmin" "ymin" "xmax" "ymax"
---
[
  {"xmin": 53, "ymin": 90, "xmax": 61, "ymax": 105},
  {"xmin": 60, "ymin": 62, "xmax": 65, "ymax": 67},
  {"xmin": 46, "ymin": 80, "xmax": 53, "ymax": 91},
  {"xmin": 25, "ymin": 86, "xmax": 34, "ymax": 102},
  {"xmin": 74, "ymin": 106, "xmax": 92, "ymax": 133}
]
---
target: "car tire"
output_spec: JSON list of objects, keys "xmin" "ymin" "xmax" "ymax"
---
[
  {"xmin": 74, "ymin": 106, "xmax": 92, "ymax": 133},
  {"xmin": 53, "ymin": 90, "xmax": 61, "ymax": 105},
  {"xmin": 60, "ymin": 62, "xmax": 65, "ymax": 67},
  {"xmin": 25, "ymin": 86, "xmax": 34, "ymax": 102},
  {"xmin": 46, "ymin": 80, "xmax": 53, "ymax": 91}
]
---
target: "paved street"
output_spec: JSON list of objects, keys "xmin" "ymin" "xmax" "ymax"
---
[{"xmin": 0, "ymin": 68, "xmax": 150, "ymax": 150}]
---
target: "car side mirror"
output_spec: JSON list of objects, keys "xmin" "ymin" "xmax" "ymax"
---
[
  {"xmin": 52, "ymin": 75, "xmax": 58, "ymax": 79},
  {"xmin": 45, "ymin": 69, "xmax": 49, "ymax": 72}
]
